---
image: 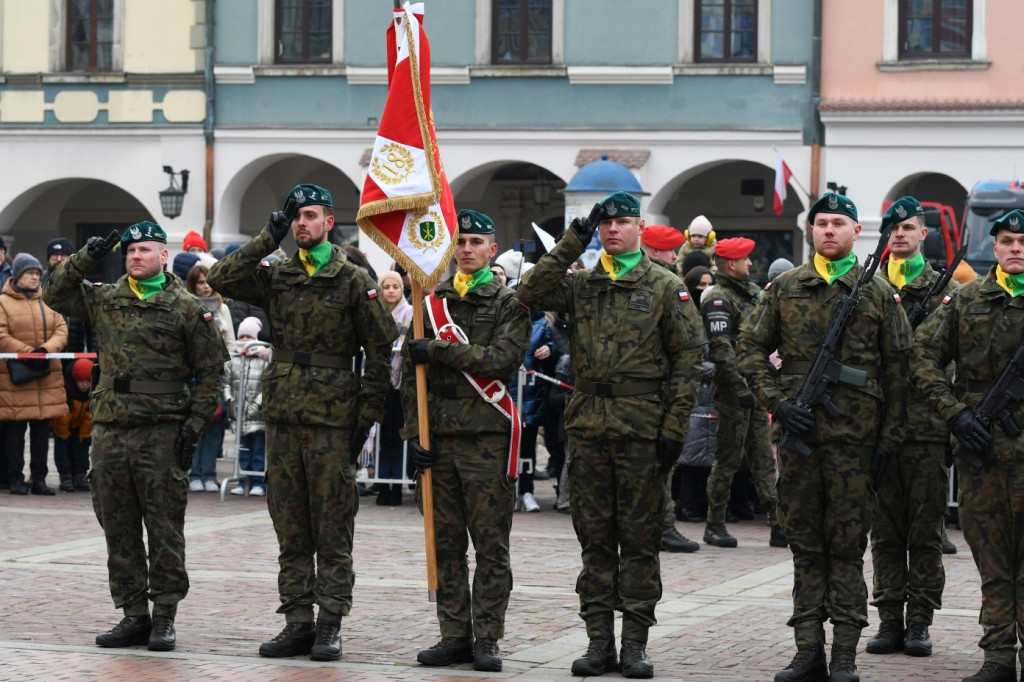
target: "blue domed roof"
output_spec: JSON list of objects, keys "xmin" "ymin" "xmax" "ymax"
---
[{"xmin": 564, "ymin": 155, "xmax": 647, "ymax": 195}]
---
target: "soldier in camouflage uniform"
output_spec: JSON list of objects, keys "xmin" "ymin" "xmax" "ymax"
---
[
  {"xmin": 738, "ymin": 192, "xmax": 912, "ymax": 682},
  {"xmin": 518, "ymin": 191, "xmax": 706, "ymax": 679},
  {"xmin": 867, "ymin": 196, "xmax": 958, "ymax": 660},
  {"xmin": 401, "ymin": 209, "xmax": 530, "ymax": 673},
  {"xmin": 207, "ymin": 184, "xmax": 396, "ymax": 662},
  {"xmin": 700, "ymin": 237, "xmax": 784, "ymax": 550},
  {"xmin": 640, "ymin": 223, "xmax": 701, "ymax": 554},
  {"xmin": 913, "ymin": 209, "xmax": 1024, "ymax": 682},
  {"xmin": 43, "ymin": 221, "xmax": 228, "ymax": 652}
]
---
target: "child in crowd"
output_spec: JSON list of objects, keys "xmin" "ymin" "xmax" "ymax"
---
[
  {"xmin": 225, "ymin": 317, "xmax": 269, "ymax": 496},
  {"xmin": 52, "ymin": 358, "xmax": 94, "ymax": 493}
]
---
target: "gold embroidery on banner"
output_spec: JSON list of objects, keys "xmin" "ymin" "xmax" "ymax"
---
[{"xmin": 371, "ymin": 142, "xmax": 417, "ymax": 186}]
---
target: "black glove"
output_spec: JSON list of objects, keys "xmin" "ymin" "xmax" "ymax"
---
[
  {"xmin": 568, "ymin": 202, "xmax": 605, "ymax": 246},
  {"xmin": 87, "ymin": 229, "xmax": 120, "ymax": 260},
  {"xmin": 775, "ymin": 400, "xmax": 815, "ymax": 435},
  {"xmin": 173, "ymin": 429, "xmax": 201, "ymax": 471},
  {"xmin": 657, "ymin": 434, "xmax": 683, "ymax": 476},
  {"xmin": 409, "ymin": 438, "xmax": 432, "ymax": 474},
  {"xmin": 349, "ymin": 420, "xmax": 372, "ymax": 465},
  {"xmin": 408, "ymin": 339, "xmax": 431, "ymax": 365},
  {"xmin": 738, "ymin": 393, "xmax": 757, "ymax": 409},
  {"xmin": 869, "ymin": 445, "xmax": 892, "ymax": 492},
  {"xmin": 948, "ymin": 409, "xmax": 992, "ymax": 454},
  {"xmin": 266, "ymin": 211, "xmax": 292, "ymax": 244},
  {"xmin": 28, "ymin": 348, "xmax": 49, "ymax": 372}
]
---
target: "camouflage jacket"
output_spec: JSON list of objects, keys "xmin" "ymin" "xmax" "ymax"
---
[
  {"xmin": 700, "ymin": 272, "xmax": 760, "ymax": 398},
  {"xmin": 42, "ymin": 247, "xmax": 228, "ymax": 434},
  {"xmin": 737, "ymin": 259, "xmax": 912, "ymax": 451},
  {"xmin": 207, "ymin": 228, "xmax": 396, "ymax": 428},
  {"xmin": 881, "ymin": 262, "xmax": 958, "ymax": 443},
  {"xmin": 399, "ymin": 276, "xmax": 530, "ymax": 439},
  {"xmin": 517, "ymin": 230, "xmax": 706, "ymax": 441},
  {"xmin": 913, "ymin": 266, "xmax": 1024, "ymax": 460}
]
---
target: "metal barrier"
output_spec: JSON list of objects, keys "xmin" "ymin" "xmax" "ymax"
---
[{"xmin": 219, "ymin": 341, "xmax": 270, "ymax": 500}]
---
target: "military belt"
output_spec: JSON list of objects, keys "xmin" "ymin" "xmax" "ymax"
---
[
  {"xmin": 97, "ymin": 373, "xmax": 188, "ymax": 395},
  {"xmin": 574, "ymin": 378, "xmax": 661, "ymax": 397},
  {"xmin": 435, "ymin": 384, "xmax": 478, "ymax": 399},
  {"xmin": 272, "ymin": 349, "xmax": 352, "ymax": 369},
  {"xmin": 780, "ymin": 360, "xmax": 879, "ymax": 380}
]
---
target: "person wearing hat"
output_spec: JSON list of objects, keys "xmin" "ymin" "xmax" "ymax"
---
[
  {"xmin": 518, "ymin": 191, "xmax": 706, "ymax": 678},
  {"xmin": 737, "ymin": 192, "xmax": 913, "ymax": 682},
  {"xmin": 207, "ymin": 183, "xmax": 397, "ymax": 662},
  {"xmin": 402, "ymin": 208, "xmax": 530, "ymax": 672},
  {"xmin": 700, "ymin": 237, "xmax": 785, "ymax": 551},
  {"xmin": 912, "ymin": 208, "xmax": 1024, "ymax": 682},
  {"xmin": 51, "ymin": 358, "xmax": 96, "ymax": 492},
  {"xmin": 865, "ymin": 196, "xmax": 960, "ymax": 660},
  {"xmin": 43, "ymin": 220, "xmax": 229, "ymax": 653},
  {"xmin": 674, "ymin": 215, "xmax": 717, "ymax": 275},
  {"xmin": 42, "ymin": 237, "xmax": 75, "ymax": 285},
  {"xmin": 182, "ymin": 230, "xmax": 208, "ymax": 254}
]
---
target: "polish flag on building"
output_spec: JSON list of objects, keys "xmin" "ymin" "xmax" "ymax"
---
[
  {"xmin": 356, "ymin": 2, "xmax": 455, "ymax": 286},
  {"xmin": 773, "ymin": 151, "xmax": 793, "ymax": 216}
]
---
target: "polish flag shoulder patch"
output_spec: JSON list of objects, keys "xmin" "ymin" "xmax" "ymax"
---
[
  {"xmin": 893, "ymin": 293, "xmax": 901, "ymax": 304},
  {"xmin": 764, "ymin": 282, "xmax": 772, "ymax": 291},
  {"xmin": 713, "ymin": 299, "xmax": 725, "ymax": 307},
  {"xmin": 942, "ymin": 294, "xmax": 953, "ymax": 305},
  {"xmin": 366, "ymin": 288, "xmax": 379, "ymax": 300},
  {"xmin": 202, "ymin": 311, "xmax": 214, "ymax": 322},
  {"xmin": 679, "ymin": 290, "xmax": 689, "ymax": 301}
]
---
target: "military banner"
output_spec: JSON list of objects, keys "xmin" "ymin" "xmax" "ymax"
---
[{"xmin": 356, "ymin": 2, "xmax": 455, "ymax": 287}]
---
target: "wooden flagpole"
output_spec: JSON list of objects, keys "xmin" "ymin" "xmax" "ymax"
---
[{"xmin": 411, "ymin": 279, "xmax": 438, "ymax": 601}]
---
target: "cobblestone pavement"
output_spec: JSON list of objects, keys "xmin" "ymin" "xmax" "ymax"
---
[{"xmin": 0, "ymin": 451, "xmax": 991, "ymax": 681}]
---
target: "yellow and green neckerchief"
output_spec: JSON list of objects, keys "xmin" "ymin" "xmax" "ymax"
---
[
  {"xmin": 599, "ymin": 249, "xmax": 643, "ymax": 280},
  {"xmin": 813, "ymin": 252, "xmax": 857, "ymax": 285},
  {"xmin": 128, "ymin": 273, "xmax": 166, "ymax": 300},
  {"xmin": 996, "ymin": 265, "xmax": 1024, "ymax": 297},
  {"xmin": 298, "ymin": 241, "xmax": 333, "ymax": 276},
  {"xmin": 886, "ymin": 252, "xmax": 926, "ymax": 289},
  {"xmin": 453, "ymin": 265, "xmax": 494, "ymax": 297}
]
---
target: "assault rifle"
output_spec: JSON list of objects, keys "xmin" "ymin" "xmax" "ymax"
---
[
  {"xmin": 779, "ymin": 226, "xmax": 892, "ymax": 457},
  {"xmin": 906, "ymin": 242, "xmax": 968, "ymax": 330},
  {"xmin": 950, "ymin": 333, "xmax": 1024, "ymax": 470}
]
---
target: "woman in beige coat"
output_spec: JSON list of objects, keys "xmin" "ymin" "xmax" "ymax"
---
[{"xmin": 0, "ymin": 253, "xmax": 68, "ymax": 495}]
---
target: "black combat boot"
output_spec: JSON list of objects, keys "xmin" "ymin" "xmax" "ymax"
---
[
  {"xmin": 703, "ymin": 523, "xmax": 738, "ymax": 548},
  {"xmin": 73, "ymin": 472, "xmax": 90, "ymax": 491},
  {"xmin": 416, "ymin": 636, "xmax": 473, "ymax": 666},
  {"xmin": 571, "ymin": 635, "xmax": 616, "ymax": 676},
  {"xmin": 830, "ymin": 643, "xmax": 860, "ymax": 682},
  {"xmin": 941, "ymin": 528, "xmax": 958, "ymax": 554},
  {"xmin": 661, "ymin": 526, "xmax": 700, "ymax": 553},
  {"xmin": 258, "ymin": 622, "xmax": 316, "ymax": 657},
  {"xmin": 309, "ymin": 619, "xmax": 342, "ymax": 661},
  {"xmin": 148, "ymin": 615, "xmax": 176, "ymax": 651},
  {"xmin": 774, "ymin": 643, "xmax": 828, "ymax": 682},
  {"xmin": 866, "ymin": 619, "xmax": 904, "ymax": 654},
  {"xmin": 59, "ymin": 473, "xmax": 75, "ymax": 493},
  {"xmin": 473, "ymin": 637, "xmax": 501, "ymax": 672},
  {"xmin": 619, "ymin": 638, "xmax": 653, "ymax": 679},
  {"xmin": 903, "ymin": 621, "xmax": 932, "ymax": 657},
  {"xmin": 770, "ymin": 524, "xmax": 789, "ymax": 548},
  {"xmin": 96, "ymin": 614, "xmax": 152, "ymax": 648},
  {"xmin": 30, "ymin": 480, "xmax": 55, "ymax": 495},
  {"xmin": 962, "ymin": 661, "xmax": 1017, "ymax": 682}
]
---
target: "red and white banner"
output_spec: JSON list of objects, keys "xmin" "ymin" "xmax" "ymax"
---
[
  {"xmin": 356, "ymin": 2, "xmax": 456, "ymax": 286},
  {"xmin": 773, "ymin": 151, "xmax": 793, "ymax": 216}
]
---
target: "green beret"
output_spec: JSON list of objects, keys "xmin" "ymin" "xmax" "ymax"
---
[
  {"xmin": 457, "ymin": 209, "xmax": 495, "ymax": 234},
  {"xmin": 991, "ymin": 209, "xmax": 1024, "ymax": 236},
  {"xmin": 287, "ymin": 183, "xmax": 332, "ymax": 209},
  {"xmin": 120, "ymin": 221, "xmax": 167, "ymax": 249},
  {"xmin": 808, "ymin": 192, "xmax": 858, "ymax": 224},
  {"xmin": 880, "ymin": 196, "xmax": 924, "ymax": 232},
  {"xmin": 599, "ymin": 191, "xmax": 641, "ymax": 218}
]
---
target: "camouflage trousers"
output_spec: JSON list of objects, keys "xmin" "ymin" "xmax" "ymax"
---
[
  {"xmin": 568, "ymin": 436, "xmax": 663, "ymax": 642},
  {"xmin": 89, "ymin": 422, "xmax": 188, "ymax": 618},
  {"xmin": 959, "ymin": 457, "xmax": 1024, "ymax": 668},
  {"xmin": 706, "ymin": 396, "xmax": 778, "ymax": 524},
  {"xmin": 662, "ymin": 461, "xmax": 679, "ymax": 527},
  {"xmin": 266, "ymin": 422, "xmax": 359, "ymax": 623},
  {"xmin": 776, "ymin": 440, "xmax": 873, "ymax": 648},
  {"xmin": 870, "ymin": 441, "xmax": 947, "ymax": 624},
  {"xmin": 416, "ymin": 432, "xmax": 515, "ymax": 639}
]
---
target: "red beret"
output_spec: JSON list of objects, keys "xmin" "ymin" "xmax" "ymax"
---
[
  {"xmin": 641, "ymin": 225, "xmax": 685, "ymax": 250},
  {"xmin": 714, "ymin": 237, "xmax": 756, "ymax": 260}
]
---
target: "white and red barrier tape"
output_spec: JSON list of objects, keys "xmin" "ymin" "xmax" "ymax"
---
[{"xmin": 0, "ymin": 353, "xmax": 98, "ymax": 359}]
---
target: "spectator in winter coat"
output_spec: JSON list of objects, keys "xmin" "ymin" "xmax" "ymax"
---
[{"xmin": 52, "ymin": 358, "xmax": 95, "ymax": 492}]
